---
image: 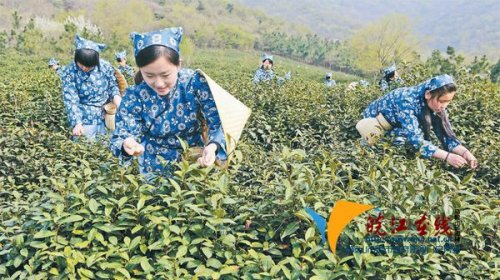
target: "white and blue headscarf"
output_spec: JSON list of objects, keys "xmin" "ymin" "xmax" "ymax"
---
[
  {"xmin": 115, "ymin": 50, "xmax": 127, "ymax": 60},
  {"xmin": 48, "ymin": 57, "xmax": 59, "ymax": 66},
  {"xmin": 262, "ymin": 53, "xmax": 273, "ymax": 63},
  {"xmin": 74, "ymin": 35, "xmax": 106, "ymax": 53},
  {"xmin": 383, "ymin": 63, "xmax": 397, "ymax": 77},
  {"xmin": 130, "ymin": 27, "xmax": 183, "ymax": 57},
  {"xmin": 425, "ymin": 74, "xmax": 455, "ymax": 91}
]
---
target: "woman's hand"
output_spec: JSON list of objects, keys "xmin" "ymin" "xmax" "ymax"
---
[
  {"xmin": 197, "ymin": 143, "xmax": 218, "ymax": 167},
  {"xmin": 123, "ymin": 137, "xmax": 144, "ymax": 156},
  {"xmin": 73, "ymin": 124, "xmax": 84, "ymax": 136},
  {"xmin": 446, "ymin": 153, "xmax": 468, "ymax": 168},
  {"xmin": 462, "ymin": 150, "xmax": 478, "ymax": 169}
]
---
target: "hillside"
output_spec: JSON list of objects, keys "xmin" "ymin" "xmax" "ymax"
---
[
  {"xmin": 0, "ymin": 0, "xmax": 308, "ymax": 45},
  {"xmin": 0, "ymin": 0, "xmax": 496, "ymax": 76},
  {"xmin": 238, "ymin": 0, "xmax": 500, "ymax": 59}
]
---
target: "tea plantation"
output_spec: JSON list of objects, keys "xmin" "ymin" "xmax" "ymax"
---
[{"xmin": 0, "ymin": 50, "xmax": 498, "ymax": 279}]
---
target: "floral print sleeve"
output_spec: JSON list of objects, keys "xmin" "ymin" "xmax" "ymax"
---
[
  {"xmin": 110, "ymin": 88, "xmax": 144, "ymax": 163},
  {"xmin": 118, "ymin": 64, "xmax": 135, "ymax": 79},
  {"xmin": 396, "ymin": 99, "xmax": 438, "ymax": 158},
  {"xmin": 380, "ymin": 79, "xmax": 389, "ymax": 92},
  {"xmin": 103, "ymin": 62, "xmax": 121, "ymax": 100},
  {"xmin": 61, "ymin": 70, "xmax": 83, "ymax": 127},
  {"xmin": 253, "ymin": 68, "xmax": 275, "ymax": 84}
]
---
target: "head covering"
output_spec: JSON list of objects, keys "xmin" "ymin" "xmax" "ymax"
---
[
  {"xmin": 383, "ymin": 63, "xmax": 397, "ymax": 76},
  {"xmin": 115, "ymin": 50, "xmax": 127, "ymax": 60},
  {"xmin": 48, "ymin": 57, "xmax": 59, "ymax": 66},
  {"xmin": 425, "ymin": 74, "xmax": 455, "ymax": 91},
  {"xmin": 130, "ymin": 27, "xmax": 183, "ymax": 57},
  {"xmin": 74, "ymin": 35, "xmax": 106, "ymax": 53},
  {"xmin": 262, "ymin": 53, "xmax": 273, "ymax": 63}
]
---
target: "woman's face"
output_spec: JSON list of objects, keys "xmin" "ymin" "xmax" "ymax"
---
[
  {"xmin": 118, "ymin": 58, "xmax": 127, "ymax": 66},
  {"xmin": 140, "ymin": 57, "xmax": 181, "ymax": 96},
  {"xmin": 425, "ymin": 91, "xmax": 456, "ymax": 113},
  {"xmin": 262, "ymin": 59, "xmax": 273, "ymax": 70},
  {"xmin": 391, "ymin": 71, "xmax": 399, "ymax": 80}
]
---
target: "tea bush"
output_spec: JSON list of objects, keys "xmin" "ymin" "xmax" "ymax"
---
[{"xmin": 0, "ymin": 50, "xmax": 498, "ymax": 279}]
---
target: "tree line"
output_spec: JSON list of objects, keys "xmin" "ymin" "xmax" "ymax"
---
[{"xmin": 0, "ymin": 0, "xmax": 497, "ymax": 81}]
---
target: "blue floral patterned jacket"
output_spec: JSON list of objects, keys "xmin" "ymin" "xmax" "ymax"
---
[
  {"xmin": 325, "ymin": 80, "xmax": 336, "ymax": 87},
  {"xmin": 55, "ymin": 67, "xmax": 64, "ymax": 79},
  {"xmin": 363, "ymin": 82, "xmax": 460, "ymax": 158},
  {"xmin": 253, "ymin": 68, "xmax": 275, "ymax": 84},
  {"xmin": 61, "ymin": 59, "xmax": 120, "ymax": 127},
  {"xmin": 118, "ymin": 64, "xmax": 135, "ymax": 79},
  {"xmin": 380, "ymin": 77, "xmax": 404, "ymax": 92},
  {"xmin": 110, "ymin": 68, "xmax": 227, "ymax": 175}
]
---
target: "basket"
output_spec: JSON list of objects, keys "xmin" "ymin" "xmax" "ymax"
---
[
  {"xmin": 114, "ymin": 67, "xmax": 128, "ymax": 96},
  {"xmin": 104, "ymin": 103, "xmax": 117, "ymax": 130}
]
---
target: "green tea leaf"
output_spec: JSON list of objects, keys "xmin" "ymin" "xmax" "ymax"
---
[
  {"xmin": 280, "ymin": 221, "xmax": 300, "ymax": 240},
  {"xmin": 129, "ymin": 236, "xmax": 141, "ymax": 251},
  {"xmin": 59, "ymin": 215, "xmax": 83, "ymax": 224},
  {"xmin": 34, "ymin": 230, "xmax": 56, "ymax": 239},
  {"xmin": 176, "ymin": 245, "xmax": 188, "ymax": 259},
  {"xmin": 140, "ymin": 258, "xmax": 154, "ymax": 273},
  {"xmin": 89, "ymin": 198, "xmax": 100, "ymax": 213}
]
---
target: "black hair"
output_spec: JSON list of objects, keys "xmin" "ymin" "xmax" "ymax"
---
[
  {"xmin": 422, "ymin": 83, "xmax": 458, "ymax": 141},
  {"xmin": 262, "ymin": 58, "xmax": 273, "ymax": 64},
  {"xmin": 74, "ymin": 48, "xmax": 100, "ymax": 69},
  {"xmin": 385, "ymin": 71, "xmax": 396, "ymax": 82},
  {"xmin": 135, "ymin": 45, "xmax": 180, "ymax": 68},
  {"xmin": 378, "ymin": 71, "xmax": 396, "ymax": 86},
  {"xmin": 134, "ymin": 71, "xmax": 143, "ymax": 85},
  {"xmin": 116, "ymin": 57, "xmax": 124, "ymax": 63}
]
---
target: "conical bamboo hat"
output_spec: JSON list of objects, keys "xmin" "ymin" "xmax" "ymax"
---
[{"xmin": 195, "ymin": 69, "xmax": 251, "ymax": 154}]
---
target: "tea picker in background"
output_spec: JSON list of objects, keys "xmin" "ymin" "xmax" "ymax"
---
[
  {"xmin": 379, "ymin": 63, "xmax": 404, "ymax": 92},
  {"xmin": 115, "ymin": 50, "xmax": 135, "ymax": 79},
  {"xmin": 60, "ymin": 35, "xmax": 122, "ymax": 139},
  {"xmin": 253, "ymin": 54, "xmax": 291, "ymax": 85},
  {"xmin": 325, "ymin": 72, "xmax": 336, "ymax": 87},
  {"xmin": 48, "ymin": 57, "xmax": 63, "ymax": 77},
  {"xmin": 356, "ymin": 74, "xmax": 478, "ymax": 169},
  {"xmin": 111, "ymin": 27, "xmax": 250, "ymax": 177},
  {"xmin": 253, "ymin": 53, "xmax": 275, "ymax": 84}
]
